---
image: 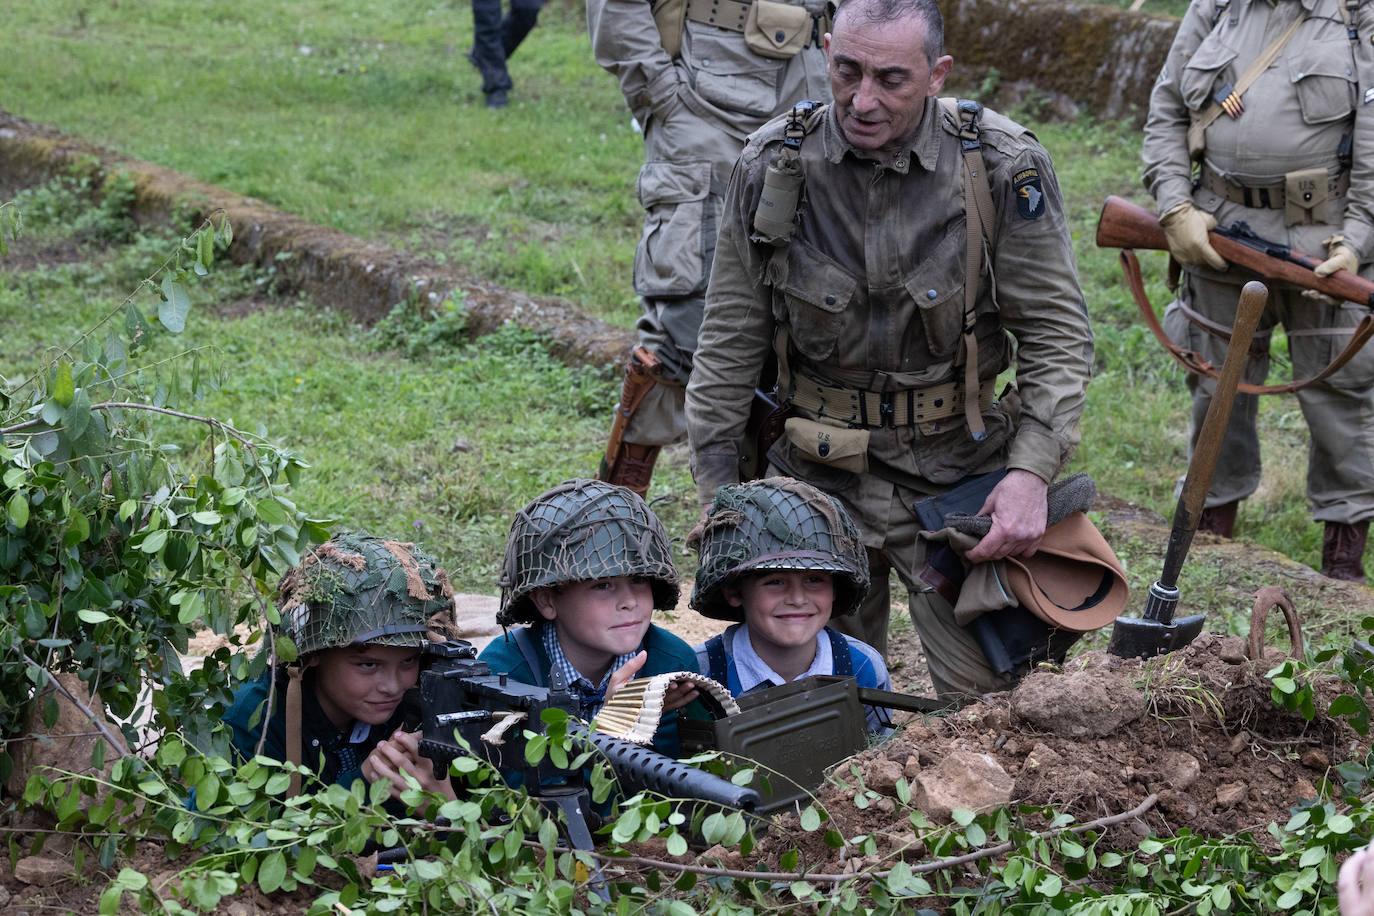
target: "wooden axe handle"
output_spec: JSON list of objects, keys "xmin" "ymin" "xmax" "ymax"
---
[{"xmin": 1159, "ymin": 281, "xmax": 1268, "ymax": 590}]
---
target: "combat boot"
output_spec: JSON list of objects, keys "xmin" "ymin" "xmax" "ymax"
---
[
  {"xmin": 1197, "ymin": 500, "xmax": 1239, "ymax": 538},
  {"xmin": 1321, "ymin": 521, "xmax": 1368, "ymax": 583}
]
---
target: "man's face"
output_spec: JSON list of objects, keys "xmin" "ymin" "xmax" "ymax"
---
[
  {"xmin": 825, "ymin": 7, "xmax": 952, "ymax": 153},
  {"xmin": 313, "ymin": 644, "xmax": 422, "ymax": 730},
  {"xmin": 533, "ymin": 576, "xmax": 655, "ymax": 678},
  {"xmin": 726, "ymin": 569, "xmax": 836, "ymax": 654}
]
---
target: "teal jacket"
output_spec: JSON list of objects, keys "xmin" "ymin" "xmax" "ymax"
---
[
  {"xmin": 477, "ymin": 622, "xmax": 703, "ymax": 757},
  {"xmin": 223, "ymin": 667, "xmax": 407, "ymax": 792}
]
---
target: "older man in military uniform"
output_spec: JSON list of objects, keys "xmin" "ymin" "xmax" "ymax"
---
[
  {"xmin": 1142, "ymin": 0, "xmax": 1374, "ymax": 581},
  {"xmin": 589, "ymin": 0, "xmax": 832, "ymax": 495},
  {"xmin": 685, "ymin": 0, "xmax": 1094, "ymax": 698}
]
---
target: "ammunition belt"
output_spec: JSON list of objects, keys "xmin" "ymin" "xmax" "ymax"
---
[
  {"xmin": 686, "ymin": 0, "xmax": 751, "ymax": 31},
  {"xmin": 1199, "ymin": 164, "xmax": 1348, "ymax": 210},
  {"xmin": 791, "ymin": 374, "xmax": 997, "ymax": 428}
]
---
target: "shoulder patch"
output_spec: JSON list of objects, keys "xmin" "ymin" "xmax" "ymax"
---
[{"xmin": 1013, "ymin": 168, "xmax": 1045, "ymax": 220}]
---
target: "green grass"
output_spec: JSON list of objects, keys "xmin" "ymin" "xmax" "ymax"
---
[
  {"xmin": 2, "ymin": 0, "xmax": 646, "ymax": 323},
  {"xmin": 0, "ymin": 177, "xmax": 699, "ymax": 594},
  {"xmin": 0, "ymin": 2, "xmax": 1356, "ymax": 599}
]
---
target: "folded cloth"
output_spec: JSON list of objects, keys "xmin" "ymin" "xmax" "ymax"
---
[{"xmin": 921, "ymin": 473, "xmax": 1128, "ymax": 632}]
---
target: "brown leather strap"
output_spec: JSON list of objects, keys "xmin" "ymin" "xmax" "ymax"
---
[
  {"xmin": 1119, "ymin": 248, "xmax": 1374, "ymax": 395},
  {"xmin": 285, "ymin": 664, "xmax": 305, "ymax": 798},
  {"xmin": 601, "ymin": 346, "xmax": 662, "ymax": 475}
]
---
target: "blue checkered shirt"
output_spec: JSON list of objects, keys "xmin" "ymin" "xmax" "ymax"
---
[{"xmin": 539, "ymin": 621, "xmax": 639, "ymax": 718}]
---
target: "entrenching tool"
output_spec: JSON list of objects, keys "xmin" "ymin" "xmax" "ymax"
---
[{"xmin": 1108, "ymin": 280, "xmax": 1269, "ymax": 659}]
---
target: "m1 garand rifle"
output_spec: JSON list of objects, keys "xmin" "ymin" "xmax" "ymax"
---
[
  {"xmin": 1095, "ymin": 195, "xmax": 1374, "ymax": 393},
  {"xmin": 411, "ymin": 640, "xmax": 759, "ymax": 851},
  {"xmin": 1096, "ymin": 195, "xmax": 1374, "ymax": 307}
]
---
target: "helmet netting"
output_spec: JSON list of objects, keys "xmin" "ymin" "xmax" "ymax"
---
[
  {"xmin": 498, "ymin": 479, "xmax": 679, "ymax": 625},
  {"xmin": 690, "ymin": 477, "xmax": 870, "ymax": 621},
  {"xmin": 279, "ymin": 532, "xmax": 456, "ymax": 656}
]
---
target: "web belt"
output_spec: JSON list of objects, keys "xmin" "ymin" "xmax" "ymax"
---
[
  {"xmin": 1199, "ymin": 164, "xmax": 1348, "ymax": 210},
  {"xmin": 791, "ymin": 374, "xmax": 997, "ymax": 428},
  {"xmin": 686, "ymin": 0, "xmax": 751, "ymax": 31}
]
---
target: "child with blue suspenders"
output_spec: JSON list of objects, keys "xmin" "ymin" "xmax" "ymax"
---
[{"xmin": 690, "ymin": 477, "xmax": 893, "ymax": 734}]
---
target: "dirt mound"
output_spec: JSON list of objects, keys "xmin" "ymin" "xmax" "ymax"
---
[{"xmin": 703, "ymin": 632, "xmax": 1366, "ymax": 879}]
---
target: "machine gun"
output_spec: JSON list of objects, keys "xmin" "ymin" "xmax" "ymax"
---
[{"xmin": 411, "ymin": 640, "xmax": 760, "ymax": 851}]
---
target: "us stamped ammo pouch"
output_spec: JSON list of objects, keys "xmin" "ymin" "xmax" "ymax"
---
[
  {"xmin": 783, "ymin": 416, "xmax": 869, "ymax": 473},
  {"xmin": 744, "ymin": 0, "xmax": 813, "ymax": 58}
]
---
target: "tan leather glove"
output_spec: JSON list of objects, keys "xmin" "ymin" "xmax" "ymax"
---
[
  {"xmin": 1315, "ymin": 241, "xmax": 1359, "ymax": 279},
  {"xmin": 1159, "ymin": 202, "xmax": 1227, "ymax": 270}
]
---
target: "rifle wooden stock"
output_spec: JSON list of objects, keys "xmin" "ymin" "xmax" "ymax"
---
[{"xmin": 1096, "ymin": 195, "xmax": 1374, "ymax": 309}]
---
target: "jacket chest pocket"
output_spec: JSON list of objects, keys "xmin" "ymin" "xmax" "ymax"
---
[
  {"xmin": 1179, "ymin": 38, "xmax": 1238, "ymax": 112},
  {"xmin": 778, "ymin": 238, "xmax": 859, "ymax": 362},
  {"xmin": 902, "ymin": 233, "xmax": 968, "ymax": 363},
  {"xmin": 1290, "ymin": 44, "xmax": 1356, "ymax": 125}
]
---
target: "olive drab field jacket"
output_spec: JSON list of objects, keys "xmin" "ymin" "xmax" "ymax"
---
[
  {"xmin": 1142, "ymin": 0, "xmax": 1374, "ymax": 260},
  {"xmin": 585, "ymin": 0, "xmax": 831, "ymax": 143},
  {"xmin": 686, "ymin": 99, "xmax": 1095, "ymax": 538}
]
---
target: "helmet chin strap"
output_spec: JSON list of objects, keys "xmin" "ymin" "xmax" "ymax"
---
[
  {"xmin": 285, "ymin": 664, "xmax": 305, "ymax": 798},
  {"xmin": 284, "ymin": 653, "xmax": 319, "ymax": 798}
]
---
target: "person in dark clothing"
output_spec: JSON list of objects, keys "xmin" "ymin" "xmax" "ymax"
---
[{"xmin": 468, "ymin": 0, "xmax": 542, "ymax": 109}]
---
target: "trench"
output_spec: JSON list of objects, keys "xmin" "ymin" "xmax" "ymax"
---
[{"xmin": 0, "ymin": 0, "xmax": 1177, "ymax": 368}]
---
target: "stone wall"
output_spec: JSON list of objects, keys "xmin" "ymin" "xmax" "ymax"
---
[{"xmin": 943, "ymin": 0, "xmax": 1178, "ymax": 123}]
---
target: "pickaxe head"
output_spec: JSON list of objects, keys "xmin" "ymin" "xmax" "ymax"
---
[{"xmin": 1107, "ymin": 612, "xmax": 1207, "ymax": 659}]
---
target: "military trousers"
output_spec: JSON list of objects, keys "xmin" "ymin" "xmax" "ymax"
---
[
  {"xmin": 623, "ymin": 98, "xmax": 746, "ymax": 447},
  {"xmin": 1163, "ymin": 269, "xmax": 1374, "ymax": 523},
  {"xmin": 823, "ymin": 486, "xmax": 1012, "ymax": 700},
  {"xmin": 470, "ymin": 0, "xmax": 542, "ymax": 94}
]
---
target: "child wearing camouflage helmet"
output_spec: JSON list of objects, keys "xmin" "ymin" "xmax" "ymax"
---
[
  {"xmin": 478, "ymin": 479, "xmax": 704, "ymax": 757},
  {"xmin": 691, "ymin": 477, "xmax": 892, "ymax": 733},
  {"xmin": 224, "ymin": 532, "xmax": 458, "ymax": 801}
]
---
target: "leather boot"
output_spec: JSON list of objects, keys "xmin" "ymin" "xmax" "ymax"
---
[
  {"xmin": 1322, "ymin": 520, "xmax": 1368, "ymax": 583},
  {"xmin": 1197, "ymin": 500, "xmax": 1239, "ymax": 538},
  {"xmin": 600, "ymin": 443, "xmax": 659, "ymax": 499}
]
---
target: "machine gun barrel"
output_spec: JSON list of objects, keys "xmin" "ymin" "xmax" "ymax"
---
[{"xmin": 577, "ymin": 727, "xmax": 760, "ymax": 812}]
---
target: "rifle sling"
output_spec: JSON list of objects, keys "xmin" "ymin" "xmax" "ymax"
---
[{"xmin": 1118, "ymin": 248, "xmax": 1374, "ymax": 395}]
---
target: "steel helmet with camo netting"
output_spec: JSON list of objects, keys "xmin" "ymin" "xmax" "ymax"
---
[
  {"xmin": 498, "ymin": 479, "xmax": 680, "ymax": 626},
  {"xmin": 690, "ymin": 477, "xmax": 870, "ymax": 621},
  {"xmin": 278, "ymin": 532, "xmax": 456, "ymax": 657}
]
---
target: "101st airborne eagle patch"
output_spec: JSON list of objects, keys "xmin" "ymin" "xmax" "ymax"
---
[{"xmin": 1013, "ymin": 168, "xmax": 1045, "ymax": 220}]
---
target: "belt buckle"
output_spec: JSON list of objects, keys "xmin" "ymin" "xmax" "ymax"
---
[{"xmin": 878, "ymin": 392, "xmax": 895, "ymax": 429}]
